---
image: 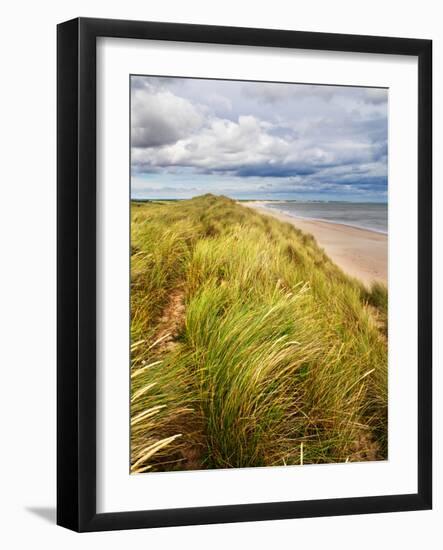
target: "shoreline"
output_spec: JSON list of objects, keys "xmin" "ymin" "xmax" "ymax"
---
[
  {"xmin": 243, "ymin": 202, "xmax": 387, "ymax": 286},
  {"xmin": 265, "ymin": 207, "xmax": 388, "ymax": 236}
]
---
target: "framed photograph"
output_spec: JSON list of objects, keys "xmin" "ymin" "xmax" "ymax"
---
[{"xmin": 57, "ymin": 17, "xmax": 432, "ymax": 532}]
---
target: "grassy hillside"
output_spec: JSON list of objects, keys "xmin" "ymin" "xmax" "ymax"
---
[{"xmin": 130, "ymin": 194, "xmax": 388, "ymax": 473}]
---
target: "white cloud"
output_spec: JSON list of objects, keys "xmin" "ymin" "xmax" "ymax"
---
[
  {"xmin": 131, "ymin": 84, "xmax": 203, "ymax": 148},
  {"xmin": 132, "ymin": 114, "xmax": 288, "ymax": 171}
]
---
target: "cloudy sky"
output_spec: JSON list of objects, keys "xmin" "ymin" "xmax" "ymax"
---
[{"xmin": 131, "ymin": 76, "xmax": 388, "ymax": 202}]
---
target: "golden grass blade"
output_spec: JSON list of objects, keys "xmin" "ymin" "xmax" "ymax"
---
[
  {"xmin": 131, "ymin": 405, "xmax": 166, "ymax": 426},
  {"xmin": 131, "ymin": 434, "xmax": 183, "ymax": 472},
  {"xmin": 131, "ymin": 360, "xmax": 162, "ymax": 379},
  {"xmin": 131, "ymin": 382, "xmax": 157, "ymax": 402}
]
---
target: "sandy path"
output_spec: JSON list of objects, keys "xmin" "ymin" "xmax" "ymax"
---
[{"xmin": 243, "ymin": 203, "xmax": 387, "ymax": 287}]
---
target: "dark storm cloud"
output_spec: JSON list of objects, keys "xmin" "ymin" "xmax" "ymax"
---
[{"xmin": 234, "ymin": 165, "xmax": 319, "ymax": 178}]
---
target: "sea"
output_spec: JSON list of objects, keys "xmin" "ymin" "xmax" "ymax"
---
[{"xmin": 265, "ymin": 202, "xmax": 388, "ymax": 234}]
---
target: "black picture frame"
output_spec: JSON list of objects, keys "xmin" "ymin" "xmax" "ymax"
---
[{"xmin": 57, "ymin": 17, "xmax": 432, "ymax": 532}]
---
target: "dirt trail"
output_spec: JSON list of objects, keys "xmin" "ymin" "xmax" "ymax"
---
[
  {"xmin": 150, "ymin": 288, "xmax": 205, "ymax": 470},
  {"xmin": 153, "ymin": 288, "xmax": 186, "ymax": 353}
]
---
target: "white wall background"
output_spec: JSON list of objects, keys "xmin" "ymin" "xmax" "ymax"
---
[{"xmin": 0, "ymin": 1, "xmax": 440, "ymax": 547}]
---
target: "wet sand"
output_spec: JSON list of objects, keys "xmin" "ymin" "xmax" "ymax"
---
[{"xmin": 243, "ymin": 202, "xmax": 387, "ymax": 286}]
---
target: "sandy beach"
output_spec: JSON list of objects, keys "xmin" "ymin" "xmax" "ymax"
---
[{"xmin": 243, "ymin": 202, "xmax": 387, "ymax": 286}]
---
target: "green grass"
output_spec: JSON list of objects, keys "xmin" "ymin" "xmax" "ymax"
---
[{"xmin": 130, "ymin": 194, "xmax": 388, "ymax": 472}]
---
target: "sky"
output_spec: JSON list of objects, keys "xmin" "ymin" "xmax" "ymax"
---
[{"xmin": 131, "ymin": 76, "xmax": 388, "ymax": 202}]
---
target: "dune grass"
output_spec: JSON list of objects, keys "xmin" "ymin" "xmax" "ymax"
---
[{"xmin": 130, "ymin": 194, "xmax": 388, "ymax": 473}]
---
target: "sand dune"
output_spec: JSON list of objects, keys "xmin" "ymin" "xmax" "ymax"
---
[{"xmin": 244, "ymin": 203, "xmax": 387, "ymax": 287}]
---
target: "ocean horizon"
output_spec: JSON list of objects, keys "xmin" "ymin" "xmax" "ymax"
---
[
  {"xmin": 131, "ymin": 196, "xmax": 388, "ymax": 234},
  {"xmin": 263, "ymin": 201, "xmax": 388, "ymax": 234}
]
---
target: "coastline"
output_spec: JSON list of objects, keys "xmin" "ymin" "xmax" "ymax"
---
[{"xmin": 243, "ymin": 202, "xmax": 387, "ymax": 286}]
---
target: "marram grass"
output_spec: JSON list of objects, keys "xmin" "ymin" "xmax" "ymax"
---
[{"xmin": 130, "ymin": 195, "xmax": 388, "ymax": 473}]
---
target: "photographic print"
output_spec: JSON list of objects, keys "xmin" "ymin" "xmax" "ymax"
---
[{"xmin": 130, "ymin": 75, "xmax": 388, "ymax": 474}]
